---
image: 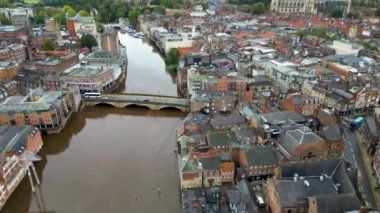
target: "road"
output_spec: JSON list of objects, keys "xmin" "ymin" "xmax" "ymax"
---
[{"xmin": 343, "ymin": 126, "xmax": 378, "ymax": 210}]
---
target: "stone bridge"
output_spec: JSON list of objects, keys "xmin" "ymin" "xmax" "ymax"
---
[{"xmin": 84, "ymin": 93, "xmax": 190, "ymax": 112}]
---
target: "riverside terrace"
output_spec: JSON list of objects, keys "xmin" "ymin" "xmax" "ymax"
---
[{"xmin": 84, "ymin": 93, "xmax": 190, "ymax": 112}]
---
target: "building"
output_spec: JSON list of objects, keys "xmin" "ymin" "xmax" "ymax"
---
[
  {"xmin": 179, "ymin": 154, "xmax": 222, "ymax": 189},
  {"xmin": 266, "ymin": 159, "xmax": 365, "ymax": 213},
  {"xmin": 45, "ymin": 17, "xmax": 58, "ymax": 32},
  {"xmin": 0, "ymin": 43, "xmax": 26, "ymax": 63},
  {"xmin": 0, "ymin": 26, "xmax": 29, "ymax": 43},
  {"xmin": 277, "ymin": 126, "xmax": 328, "ymax": 161},
  {"xmin": 270, "ymin": 0, "xmax": 351, "ymax": 15},
  {"xmin": 318, "ymin": 124, "xmax": 344, "ymax": 158},
  {"xmin": 100, "ymin": 29, "xmax": 119, "ymax": 54},
  {"xmin": 0, "ymin": 88, "xmax": 80, "ymax": 134},
  {"xmin": 44, "ymin": 74, "xmax": 62, "ymax": 91},
  {"xmin": 283, "ymin": 94, "xmax": 320, "ymax": 116},
  {"xmin": 201, "ymin": 75, "xmax": 247, "ymax": 94},
  {"xmin": 372, "ymin": 146, "xmax": 380, "ymax": 191},
  {"xmin": 238, "ymin": 147, "xmax": 278, "ymax": 178},
  {"xmin": 66, "ymin": 13, "xmax": 97, "ymax": 38},
  {"xmin": 10, "ymin": 8, "xmax": 30, "ymax": 28},
  {"xmin": 363, "ymin": 117, "xmax": 380, "ymax": 155},
  {"xmin": 190, "ymin": 91, "xmax": 237, "ymax": 112},
  {"xmin": 0, "ymin": 62, "xmax": 19, "ymax": 81},
  {"xmin": 62, "ymin": 63, "xmax": 121, "ymax": 93},
  {"xmin": 0, "ymin": 126, "xmax": 43, "ymax": 210},
  {"xmin": 35, "ymin": 52, "xmax": 79, "ymax": 74}
]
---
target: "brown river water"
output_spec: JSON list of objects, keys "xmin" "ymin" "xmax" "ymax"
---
[{"xmin": 1, "ymin": 34, "xmax": 185, "ymax": 213}]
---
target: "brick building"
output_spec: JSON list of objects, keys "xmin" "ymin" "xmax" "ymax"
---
[
  {"xmin": 0, "ymin": 126, "xmax": 43, "ymax": 209},
  {"xmin": 100, "ymin": 30, "xmax": 119, "ymax": 54},
  {"xmin": 0, "ymin": 26, "xmax": 29, "ymax": 43},
  {"xmin": 0, "ymin": 88, "xmax": 81, "ymax": 134},
  {"xmin": 201, "ymin": 75, "xmax": 247, "ymax": 94},
  {"xmin": 363, "ymin": 116, "xmax": 380, "ymax": 155},
  {"xmin": 372, "ymin": 146, "xmax": 380, "ymax": 191},
  {"xmin": 238, "ymin": 147, "xmax": 278, "ymax": 178},
  {"xmin": 0, "ymin": 43, "xmax": 27, "ymax": 63},
  {"xmin": 266, "ymin": 159, "xmax": 365, "ymax": 213},
  {"xmin": 0, "ymin": 62, "xmax": 19, "ymax": 81},
  {"xmin": 35, "ymin": 52, "xmax": 78, "ymax": 74},
  {"xmin": 283, "ymin": 94, "xmax": 320, "ymax": 116}
]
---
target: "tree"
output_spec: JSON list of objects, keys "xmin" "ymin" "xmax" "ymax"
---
[
  {"xmin": 331, "ymin": 9, "xmax": 343, "ymax": 18},
  {"xmin": 43, "ymin": 39, "xmax": 56, "ymax": 51},
  {"xmin": 79, "ymin": 10, "xmax": 90, "ymax": 16},
  {"xmin": 173, "ymin": 11, "xmax": 182, "ymax": 18},
  {"xmin": 153, "ymin": 5, "xmax": 165, "ymax": 15},
  {"xmin": 80, "ymin": 34, "xmax": 98, "ymax": 51},
  {"xmin": 376, "ymin": 8, "xmax": 380, "ymax": 17},
  {"xmin": 296, "ymin": 30, "xmax": 309, "ymax": 39},
  {"xmin": 165, "ymin": 48, "xmax": 180, "ymax": 65},
  {"xmin": 36, "ymin": 10, "xmax": 46, "ymax": 24},
  {"xmin": 128, "ymin": 10, "xmax": 139, "ymax": 28},
  {"xmin": 251, "ymin": 2, "xmax": 266, "ymax": 15},
  {"xmin": 0, "ymin": 13, "xmax": 11, "ymax": 25},
  {"xmin": 162, "ymin": 20, "xmax": 169, "ymax": 29},
  {"xmin": 165, "ymin": 48, "xmax": 180, "ymax": 72},
  {"xmin": 66, "ymin": 8, "xmax": 77, "ymax": 17}
]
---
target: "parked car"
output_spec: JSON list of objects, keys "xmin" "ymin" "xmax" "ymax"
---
[{"xmin": 255, "ymin": 194, "xmax": 265, "ymax": 207}]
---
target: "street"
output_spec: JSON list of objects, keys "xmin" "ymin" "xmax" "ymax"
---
[{"xmin": 343, "ymin": 126, "xmax": 378, "ymax": 210}]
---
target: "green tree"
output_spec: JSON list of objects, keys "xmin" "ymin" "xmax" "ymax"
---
[
  {"xmin": 36, "ymin": 10, "xmax": 46, "ymax": 24},
  {"xmin": 162, "ymin": 20, "xmax": 169, "ymax": 29},
  {"xmin": 128, "ymin": 10, "xmax": 139, "ymax": 28},
  {"xmin": 331, "ymin": 9, "xmax": 343, "ymax": 18},
  {"xmin": 240, "ymin": 4, "xmax": 251, "ymax": 13},
  {"xmin": 173, "ymin": 11, "xmax": 182, "ymax": 18},
  {"xmin": 0, "ymin": 0, "xmax": 10, "ymax": 7},
  {"xmin": 376, "ymin": 8, "xmax": 380, "ymax": 17},
  {"xmin": 296, "ymin": 30, "xmax": 309, "ymax": 39},
  {"xmin": 165, "ymin": 48, "xmax": 180, "ymax": 72},
  {"xmin": 153, "ymin": 5, "xmax": 166, "ymax": 15},
  {"xmin": 53, "ymin": 11, "xmax": 66, "ymax": 26},
  {"xmin": 80, "ymin": 34, "xmax": 98, "ymax": 51},
  {"xmin": 165, "ymin": 48, "xmax": 180, "ymax": 65},
  {"xmin": 78, "ymin": 10, "xmax": 90, "ymax": 16},
  {"xmin": 43, "ymin": 39, "xmax": 56, "ymax": 51},
  {"xmin": 66, "ymin": 8, "xmax": 77, "ymax": 17},
  {"xmin": 97, "ymin": 23, "xmax": 105, "ymax": 33},
  {"xmin": 144, "ymin": 9, "xmax": 151, "ymax": 15},
  {"xmin": 160, "ymin": 0, "xmax": 174, "ymax": 8},
  {"xmin": 0, "ymin": 13, "xmax": 11, "ymax": 25},
  {"xmin": 251, "ymin": 2, "xmax": 266, "ymax": 15}
]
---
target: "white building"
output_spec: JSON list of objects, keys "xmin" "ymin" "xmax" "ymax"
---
[{"xmin": 71, "ymin": 13, "xmax": 97, "ymax": 38}]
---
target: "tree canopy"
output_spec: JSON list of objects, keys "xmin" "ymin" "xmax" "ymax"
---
[
  {"xmin": 80, "ymin": 34, "xmax": 98, "ymax": 51},
  {"xmin": 128, "ymin": 10, "xmax": 139, "ymax": 28},
  {"xmin": 166, "ymin": 48, "xmax": 180, "ymax": 65},
  {"xmin": 251, "ymin": 2, "xmax": 266, "ymax": 15},
  {"xmin": 330, "ymin": 9, "xmax": 343, "ymax": 18},
  {"xmin": 43, "ymin": 39, "xmax": 56, "ymax": 51}
]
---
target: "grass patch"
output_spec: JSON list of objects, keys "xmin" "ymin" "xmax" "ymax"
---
[{"xmin": 24, "ymin": 0, "xmax": 41, "ymax": 4}]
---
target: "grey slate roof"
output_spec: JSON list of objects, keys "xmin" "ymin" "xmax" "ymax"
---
[
  {"xmin": 275, "ymin": 177, "xmax": 337, "ymax": 208},
  {"xmin": 244, "ymin": 147, "xmax": 278, "ymax": 167},
  {"xmin": 312, "ymin": 194, "xmax": 361, "ymax": 213},
  {"xmin": 321, "ymin": 124, "xmax": 342, "ymax": 141},
  {"xmin": 278, "ymin": 126, "xmax": 324, "ymax": 155}
]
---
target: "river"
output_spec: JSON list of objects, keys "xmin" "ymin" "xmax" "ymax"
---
[{"xmin": 1, "ymin": 34, "xmax": 185, "ymax": 213}]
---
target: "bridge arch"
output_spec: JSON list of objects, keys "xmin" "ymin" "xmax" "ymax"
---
[
  {"xmin": 124, "ymin": 103, "xmax": 152, "ymax": 110},
  {"xmin": 159, "ymin": 106, "xmax": 184, "ymax": 112},
  {"xmin": 94, "ymin": 103, "xmax": 117, "ymax": 108}
]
